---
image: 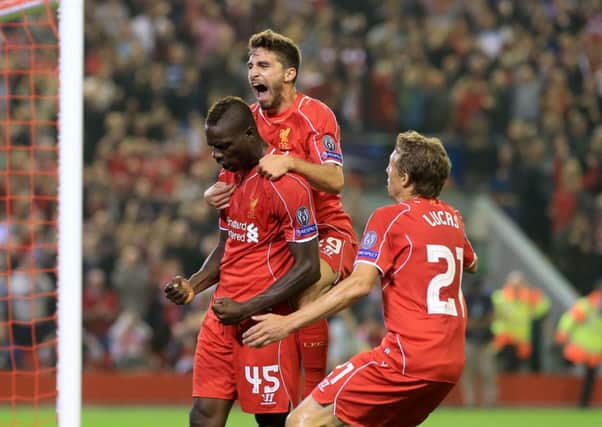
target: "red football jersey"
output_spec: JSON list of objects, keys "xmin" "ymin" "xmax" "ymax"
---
[
  {"xmin": 216, "ymin": 167, "xmax": 318, "ymax": 302},
  {"xmin": 355, "ymin": 197, "xmax": 477, "ymax": 383},
  {"xmin": 251, "ymin": 94, "xmax": 355, "ymax": 242}
]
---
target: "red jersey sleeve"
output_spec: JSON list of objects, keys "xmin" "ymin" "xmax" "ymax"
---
[
  {"xmin": 462, "ymin": 233, "xmax": 477, "ymax": 270},
  {"xmin": 355, "ymin": 207, "xmax": 407, "ymax": 275},
  {"xmin": 270, "ymin": 173, "xmax": 318, "ymax": 242},
  {"xmin": 300, "ymin": 99, "xmax": 343, "ymax": 166},
  {"xmin": 453, "ymin": 209, "xmax": 476, "ymax": 269}
]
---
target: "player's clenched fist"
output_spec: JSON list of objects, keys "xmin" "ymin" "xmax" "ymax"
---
[
  {"xmin": 204, "ymin": 182, "xmax": 235, "ymax": 209},
  {"xmin": 164, "ymin": 275, "xmax": 195, "ymax": 305},
  {"xmin": 258, "ymin": 154, "xmax": 293, "ymax": 180}
]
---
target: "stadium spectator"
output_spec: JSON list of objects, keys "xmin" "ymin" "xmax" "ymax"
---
[
  {"xmin": 492, "ymin": 271, "xmax": 550, "ymax": 372},
  {"xmin": 9, "ymin": 250, "xmax": 55, "ymax": 352},
  {"xmin": 243, "ymin": 131, "xmax": 478, "ymax": 427},
  {"xmin": 554, "ymin": 211, "xmax": 598, "ymax": 296},
  {"xmin": 83, "ymin": 268, "xmax": 119, "ymax": 354},
  {"xmin": 462, "ymin": 277, "xmax": 497, "ymax": 407},
  {"xmin": 163, "ymin": 97, "xmax": 321, "ymax": 427},
  {"xmin": 107, "ymin": 309, "xmax": 152, "ymax": 370},
  {"xmin": 111, "ymin": 244, "xmax": 151, "ymax": 317},
  {"xmin": 204, "ymin": 29, "xmax": 358, "ymax": 396},
  {"xmin": 555, "ymin": 279, "xmax": 602, "ymax": 407}
]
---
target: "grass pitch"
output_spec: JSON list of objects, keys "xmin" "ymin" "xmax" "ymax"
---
[{"xmin": 0, "ymin": 406, "xmax": 601, "ymax": 426}]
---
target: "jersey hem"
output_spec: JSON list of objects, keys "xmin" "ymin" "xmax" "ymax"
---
[{"xmin": 192, "ymin": 391, "xmax": 235, "ymax": 400}]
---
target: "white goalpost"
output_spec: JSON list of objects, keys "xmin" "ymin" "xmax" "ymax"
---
[
  {"xmin": 0, "ymin": 0, "xmax": 83, "ymax": 426},
  {"xmin": 57, "ymin": 1, "xmax": 83, "ymax": 426}
]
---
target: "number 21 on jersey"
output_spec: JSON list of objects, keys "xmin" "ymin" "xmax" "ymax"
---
[{"xmin": 426, "ymin": 244, "xmax": 465, "ymax": 317}]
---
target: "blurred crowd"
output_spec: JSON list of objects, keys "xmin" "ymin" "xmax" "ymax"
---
[{"xmin": 1, "ymin": 0, "xmax": 601, "ymax": 372}]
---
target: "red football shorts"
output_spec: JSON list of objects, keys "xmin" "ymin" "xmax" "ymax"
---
[
  {"xmin": 312, "ymin": 348, "xmax": 455, "ymax": 427},
  {"xmin": 318, "ymin": 226, "xmax": 357, "ymax": 284},
  {"xmin": 193, "ymin": 309, "xmax": 301, "ymax": 414}
]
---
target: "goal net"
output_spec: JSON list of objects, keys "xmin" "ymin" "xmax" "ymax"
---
[{"xmin": 0, "ymin": 1, "xmax": 82, "ymax": 426}]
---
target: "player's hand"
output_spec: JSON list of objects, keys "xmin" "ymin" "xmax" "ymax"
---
[
  {"xmin": 163, "ymin": 275, "xmax": 195, "ymax": 305},
  {"xmin": 258, "ymin": 154, "xmax": 293, "ymax": 180},
  {"xmin": 212, "ymin": 297, "xmax": 248, "ymax": 325},
  {"xmin": 204, "ymin": 182, "xmax": 235, "ymax": 209},
  {"xmin": 242, "ymin": 313, "xmax": 291, "ymax": 348}
]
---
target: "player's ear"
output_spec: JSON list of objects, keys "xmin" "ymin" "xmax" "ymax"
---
[
  {"xmin": 400, "ymin": 173, "xmax": 411, "ymax": 188},
  {"xmin": 284, "ymin": 67, "xmax": 296, "ymax": 83}
]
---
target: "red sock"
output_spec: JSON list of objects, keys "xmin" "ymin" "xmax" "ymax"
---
[{"xmin": 298, "ymin": 319, "xmax": 329, "ymax": 398}]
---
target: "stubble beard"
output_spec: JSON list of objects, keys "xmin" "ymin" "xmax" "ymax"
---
[{"xmin": 260, "ymin": 82, "xmax": 284, "ymax": 113}]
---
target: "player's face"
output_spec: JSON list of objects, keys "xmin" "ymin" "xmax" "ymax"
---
[
  {"xmin": 386, "ymin": 150, "xmax": 403, "ymax": 200},
  {"xmin": 248, "ymin": 48, "xmax": 287, "ymax": 111},
  {"xmin": 206, "ymin": 123, "xmax": 253, "ymax": 171}
]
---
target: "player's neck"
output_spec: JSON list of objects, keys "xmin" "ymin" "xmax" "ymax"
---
[
  {"xmin": 396, "ymin": 190, "xmax": 420, "ymax": 204},
  {"xmin": 238, "ymin": 143, "xmax": 265, "ymax": 176},
  {"xmin": 265, "ymin": 86, "xmax": 297, "ymax": 116},
  {"xmin": 237, "ymin": 159, "xmax": 260, "ymax": 180}
]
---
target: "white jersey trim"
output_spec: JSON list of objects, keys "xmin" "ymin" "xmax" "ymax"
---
[
  {"xmin": 383, "ymin": 234, "xmax": 413, "ymax": 291},
  {"xmin": 353, "ymin": 259, "xmax": 383, "ymax": 276},
  {"xmin": 395, "ymin": 334, "xmax": 407, "ymax": 375},
  {"xmin": 333, "ymin": 361, "xmax": 378, "ymax": 422},
  {"xmin": 373, "ymin": 205, "xmax": 410, "ymax": 266},
  {"xmin": 287, "ymin": 234, "xmax": 318, "ymax": 244},
  {"xmin": 277, "ymin": 340, "xmax": 295, "ymax": 409},
  {"xmin": 270, "ymin": 176, "xmax": 316, "ymax": 242},
  {"xmin": 297, "ymin": 96, "xmax": 344, "ymax": 166}
]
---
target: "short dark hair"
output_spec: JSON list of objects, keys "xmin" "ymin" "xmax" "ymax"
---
[
  {"xmin": 249, "ymin": 29, "xmax": 301, "ymax": 83},
  {"xmin": 394, "ymin": 131, "xmax": 451, "ymax": 198},
  {"xmin": 206, "ymin": 96, "xmax": 255, "ymax": 133}
]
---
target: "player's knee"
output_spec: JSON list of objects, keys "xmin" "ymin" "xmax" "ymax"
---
[
  {"xmin": 255, "ymin": 412, "xmax": 287, "ymax": 427},
  {"xmin": 189, "ymin": 399, "xmax": 224, "ymax": 427},
  {"xmin": 188, "ymin": 402, "xmax": 207, "ymax": 427}
]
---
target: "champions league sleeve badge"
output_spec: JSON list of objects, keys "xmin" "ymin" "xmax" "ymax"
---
[
  {"xmin": 295, "ymin": 206, "xmax": 317, "ymax": 238},
  {"xmin": 321, "ymin": 134, "xmax": 342, "ymax": 162},
  {"xmin": 322, "ymin": 134, "xmax": 336, "ymax": 151},
  {"xmin": 296, "ymin": 206, "xmax": 310, "ymax": 226},
  {"xmin": 358, "ymin": 231, "xmax": 379, "ymax": 259},
  {"xmin": 361, "ymin": 231, "xmax": 378, "ymax": 249}
]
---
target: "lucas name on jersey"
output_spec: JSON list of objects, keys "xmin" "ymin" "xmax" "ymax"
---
[
  {"xmin": 226, "ymin": 217, "xmax": 259, "ymax": 243},
  {"xmin": 422, "ymin": 210, "xmax": 460, "ymax": 229}
]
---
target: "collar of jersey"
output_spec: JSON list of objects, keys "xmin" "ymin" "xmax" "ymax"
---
[
  {"xmin": 234, "ymin": 165, "xmax": 260, "ymax": 185},
  {"xmin": 258, "ymin": 92, "xmax": 303, "ymax": 124}
]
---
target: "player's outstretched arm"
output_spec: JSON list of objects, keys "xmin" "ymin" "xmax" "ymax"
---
[
  {"xmin": 164, "ymin": 230, "xmax": 227, "ymax": 305},
  {"xmin": 204, "ymin": 181, "xmax": 236, "ymax": 209},
  {"xmin": 212, "ymin": 237, "xmax": 321, "ymax": 324},
  {"xmin": 258, "ymin": 155, "xmax": 344, "ymax": 194},
  {"xmin": 242, "ymin": 263, "xmax": 379, "ymax": 347}
]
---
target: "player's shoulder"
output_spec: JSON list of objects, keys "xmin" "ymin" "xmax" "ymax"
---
[
  {"xmin": 297, "ymin": 94, "xmax": 337, "ymax": 123},
  {"xmin": 269, "ymin": 172, "xmax": 312, "ymax": 192},
  {"xmin": 413, "ymin": 197, "xmax": 464, "ymax": 217},
  {"xmin": 438, "ymin": 198, "xmax": 463, "ymax": 215},
  {"xmin": 437, "ymin": 199, "xmax": 466, "ymax": 223},
  {"xmin": 371, "ymin": 203, "xmax": 413, "ymax": 223}
]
